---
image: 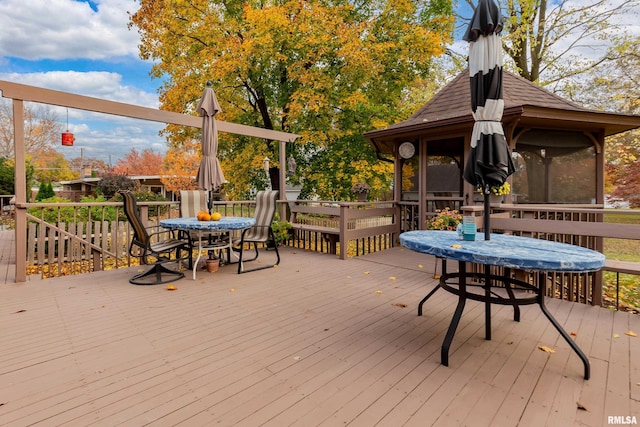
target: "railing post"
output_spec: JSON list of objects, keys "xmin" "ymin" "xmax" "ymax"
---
[
  {"xmin": 339, "ymin": 203, "xmax": 348, "ymax": 260},
  {"xmin": 13, "ymin": 99, "xmax": 27, "ymax": 283},
  {"xmin": 140, "ymin": 205, "xmax": 150, "ymax": 228}
]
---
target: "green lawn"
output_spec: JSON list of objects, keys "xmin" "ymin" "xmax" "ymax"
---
[{"xmin": 602, "ymin": 211, "xmax": 640, "ymax": 312}]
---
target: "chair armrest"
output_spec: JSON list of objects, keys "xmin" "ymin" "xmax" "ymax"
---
[{"xmin": 147, "ymin": 225, "xmax": 183, "ymax": 242}]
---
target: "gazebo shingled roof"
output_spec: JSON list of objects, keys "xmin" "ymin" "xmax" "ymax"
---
[{"xmin": 365, "ymin": 70, "xmax": 640, "ymax": 155}]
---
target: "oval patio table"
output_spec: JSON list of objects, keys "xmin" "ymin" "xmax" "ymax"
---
[
  {"xmin": 161, "ymin": 216, "xmax": 255, "ymax": 280},
  {"xmin": 400, "ymin": 230, "xmax": 605, "ymax": 380}
]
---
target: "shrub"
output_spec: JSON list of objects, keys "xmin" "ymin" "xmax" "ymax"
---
[
  {"xmin": 97, "ymin": 174, "xmax": 135, "ymax": 198},
  {"xmin": 27, "ymin": 196, "xmax": 74, "ymax": 224},
  {"xmin": 272, "ymin": 220, "xmax": 293, "ymax": 244}
]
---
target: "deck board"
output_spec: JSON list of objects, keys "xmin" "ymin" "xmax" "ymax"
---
[{"xmin": 0, "ymin": 236, "xmax": 638, "ymax": 426}]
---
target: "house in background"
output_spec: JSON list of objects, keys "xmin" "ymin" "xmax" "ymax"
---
[
  {"xmin": 57, "ymin": 176, "xmax": 169, "ymax": 201},
  {"xmin": 56, "ymin": 177, "xmax": 101, "ymax": 201}
]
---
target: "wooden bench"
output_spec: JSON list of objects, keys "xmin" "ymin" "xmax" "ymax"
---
[{"xmin": 291, "ymin": 223, "xmax": 340, "ymax": 254}]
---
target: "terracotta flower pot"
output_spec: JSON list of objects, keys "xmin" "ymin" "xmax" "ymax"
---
[{"xmin": 206, "ymin": 258, "xmax": 220, "ymax": 273}]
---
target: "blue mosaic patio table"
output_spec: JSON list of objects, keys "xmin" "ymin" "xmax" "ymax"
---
[
  {"xmin": 161, "ymin": 217, "xmax": 255, "ymax": 280},
  {"xmin": 400, "ymin": 230, "xmax": 606, "ymax": 380}
]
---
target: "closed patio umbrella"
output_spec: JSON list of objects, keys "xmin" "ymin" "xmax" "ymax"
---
[
  {"xmin": 196, "ymin": 81, "xmax": 225, "ymax": 213},
  {"xmin": 462, "ymin": 0, "xmax": 515, "ymax": 240}
]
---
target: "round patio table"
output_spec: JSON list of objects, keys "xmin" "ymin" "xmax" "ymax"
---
[
  {"xmin": 161, "ymin": 216, "xmax": 255, "ymax": 280},
  {"xmin": 400, "ymin": 230, "xmax": 605, "ymax": 380}
]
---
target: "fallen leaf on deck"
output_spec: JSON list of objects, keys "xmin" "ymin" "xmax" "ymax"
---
[
  {"xmin": 167, "ymin": 285, "xmax": 176, "ymax": 291},
  {"xmin": 570, "ymin": 332, "xmax": 577, "ymax": 338},
  {"xmin": 626, "ymin": 330, "xmax": 637, "ymax": 337},
  {"xmin": 393, "ymin": 303, "xmax": 408, "ymax": 308},
  {"xmin": 537, "ymin": 345, "xmax": 556, "ymax": 353},
  {"xmin": 613, "ymin": 333, "xmax": 621, "ymax": 339},
  {"xmin": 230, "ymin": 288, "xmax": 235, "ymax": 292},
  {"xmin": 375, "ymin": 290, "xmax": 382, "ymax": 294},
  {"xmin": 576, "ymin": 402, "xmax": 588, "ymax": 411},
  {"xmin": 14, "ymin": 309, "xmax": 26, "ymax": 314},
  {"xmin": 434, "ymin": 274, "xmax": 441, "ymax": 279},
  {"xmin": 388, "ymin": 276, "xmax": 397, "ymax": 281},
  {"xmin": 363, "ymin": 271, "xmax": 370, "ymax": 275},
  {"xmin": 418, "ymin": 264, "xmax": 423, "ymax": 268}
]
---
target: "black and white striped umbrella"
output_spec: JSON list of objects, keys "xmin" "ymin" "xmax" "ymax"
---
[{"xmin": 462, "ymin": 0, "xmax": 515, "ymax": 239}]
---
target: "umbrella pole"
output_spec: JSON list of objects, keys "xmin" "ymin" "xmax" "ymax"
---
[{"xmin": 484, "ymin": 193, "xmax": 491, "ymax": 240}]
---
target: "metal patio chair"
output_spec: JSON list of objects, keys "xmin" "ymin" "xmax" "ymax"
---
[
  {"xmin": 120, "ymin": 190, "xmax": 192, "ymax": 285},
  {"xmin": 231, "ymin": 190, "xmax": 280, "ymax": 274},
  {"xmin": 179, "ymin": 189, "xmax": 229, "ymax": 262}
]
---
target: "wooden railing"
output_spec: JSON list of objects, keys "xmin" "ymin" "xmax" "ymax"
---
[
  {"xmin": 18, "ymin": 198, "xmax": 402, "ymax": 277},
  {"xmin": 287, "ymin": 200, "xmax": 401, "ymax": 259},
  {"xmin": 462, "ymin": 204, "xmax": 640, "ymax": 308},
  {"xmin": 13, "ymin": 197, "xmax": 640, "ymax": 311}
]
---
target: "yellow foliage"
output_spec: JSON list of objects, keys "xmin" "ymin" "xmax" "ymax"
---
[{"xmin": 130, "ymin": 0, "xmax": 453, "ymax": 199}]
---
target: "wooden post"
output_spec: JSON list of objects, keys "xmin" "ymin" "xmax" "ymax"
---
[
  {"xmin": 339, "ymin": 204, "xmax": 348, "ymax": 260},
  {"xmin": 13, "ymin": 99, "xmax": 27, "ymax": 283},
  {"xmin": 279, "ymin": 140, "xmax": 287, "ymax": 221}
]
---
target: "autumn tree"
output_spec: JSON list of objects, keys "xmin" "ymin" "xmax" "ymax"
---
[
  {"xmin": 68, "ymin": 156, "xmax": 112, "ymax": 178},
  {"xmin": 582, "ymin": 36, "xmax": 640, "ymax": 205},
  {"xmin": 130, "ymin": 0, "xmax": 454, "ymax": 199},
  {"xmin": 112, "ymin": 148, "xmax": 163, "ymax": 176},
  {"xmin": 30, "ymin": 149, "xmax": 77, "ymax": 183},
  {"xmin": 161, "ymin": 138, "xmax": 201, "ymax": 194},
  {"xmin": 0, "ymin": 99, "xmax": 62, "ymax": 158}
]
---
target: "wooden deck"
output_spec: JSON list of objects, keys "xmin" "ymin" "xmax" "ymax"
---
[{"xmin": 0, "ymin": 230, "xmax": 638, "ymax": 426}]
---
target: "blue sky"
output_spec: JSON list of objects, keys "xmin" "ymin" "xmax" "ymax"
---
[
  {"xmin": 0, "ymin": 0, "xmax": 631, "ymax": 165},
  {"xmin": 0, "ymin": 0, "xmax": 165, "ymax": 164}
]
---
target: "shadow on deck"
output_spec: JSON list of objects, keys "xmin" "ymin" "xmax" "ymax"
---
[{"xmin": 0, "ymin": 231, "xmax": 638, "ymax": 426}]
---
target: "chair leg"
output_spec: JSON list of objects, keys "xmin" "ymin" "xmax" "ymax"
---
[
  {"xmin": 237, "ymin": 230, "xmax": 281, "ymax": 274},
  {"xmin": 129, "ymin": 262, "xmax": 184, "ymax": 285}
]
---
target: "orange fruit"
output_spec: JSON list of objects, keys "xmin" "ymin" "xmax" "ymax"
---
[
  {"xmin": 201, "ymin": 212, "xmax": 211, "ymax": 221},
  {"xmin": 211, "ymin": 212, "xmax": 222, "ymax": 221}
]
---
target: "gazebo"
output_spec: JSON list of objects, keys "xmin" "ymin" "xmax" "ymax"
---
[{"xmin": 364, "ymin": 70, "xmax": 640, "ymax": 226}]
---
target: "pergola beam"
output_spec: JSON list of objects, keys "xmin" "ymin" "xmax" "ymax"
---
[{"xmin": 0, "ymin": 79, "xmax": 299, "ymax": 282}]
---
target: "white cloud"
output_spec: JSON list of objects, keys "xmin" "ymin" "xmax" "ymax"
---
[
  {"xmin": 0, "ymin": 0, "xmax": 141, "ymax": 60},
  {"xmin": 0, "ymin": 71, "xmax": 166, "ymax": 163},
  {"xmin": 0, "ymin": 70, "xmax": 159, "ymax": 108}
]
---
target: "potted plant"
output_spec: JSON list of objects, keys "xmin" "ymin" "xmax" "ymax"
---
[
  {"xmin": 477, "ymin": 182, "xmax": 511, "ymax": 203},
  {"xmin": 271, "ymin": 220, "xmax": 293, "ymax": 246},
  {"xmin": 351, "ymin": 182, "xmax": 371, "ymax": 201},
  {"xmin": 426, "ymin": 208, "xmax": 463, "ymax": 231}
]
